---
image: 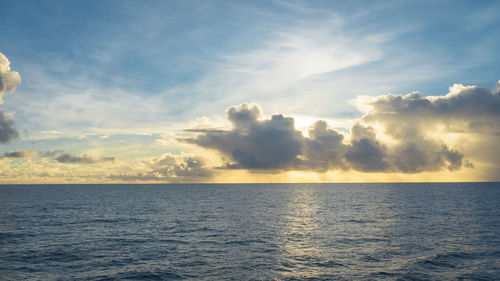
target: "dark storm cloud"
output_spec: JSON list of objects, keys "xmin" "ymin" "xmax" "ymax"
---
[
  {"xmin": 1, "ymin": 150, "xmax": 34, "ymax": 159},
  {"xmin": 55, "ymin": 153, "xmax": 115, "ymax": 164},
  {"xmin": 181, "ymin": 81, "xmax": 500, "ymax": 174},
  {"xmin": 0, "ymin": 110, "xmax": 19, "ymax": 143},
  {"xmin": 109, "ymin": 155, "xmax": 213, "ymax": 182}
]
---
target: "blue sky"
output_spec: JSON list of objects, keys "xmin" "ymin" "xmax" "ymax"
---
[{"xmin": 0, "ymin": 0, "xmax": 499, "ymax": 182}]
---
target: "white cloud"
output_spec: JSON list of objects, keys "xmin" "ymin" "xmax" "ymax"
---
[{"xmin": 0, "ymin": 52, "xmax": 21, "ymax": 104}]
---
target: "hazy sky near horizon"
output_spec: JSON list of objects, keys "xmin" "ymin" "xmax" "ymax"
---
[{"xmin": 1, "ymin": 0, "xmax": 499, "ymax": 183}]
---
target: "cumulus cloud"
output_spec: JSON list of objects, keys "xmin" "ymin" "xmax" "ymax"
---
[
  {"xmin": 181, "ymin": 103, "xmax": 304, "ymax": 170},
  {"xmin": 54, "ymin": 153, "xmax": 115, "ymax": 164},
  {"xmin": 109, "ymin": 154, "xmax": 213, "ymax": 182},
  {"xmin": 302, "ymin": 120, "xmax": 347, "ymax": 171},
  {"xmin": 180, "ymin": 80, "xmax": 500, "ymax": 175},
  {"xmin": 344, "ymin": 123, "xmax": 388, "ymax": 172},
  {"xmin": 0, "ymin": 53, "xmax": 21, "ymax": 144},
  {"xmin": 1, "ymin": 150, "xmax": 35, "ymax": 159},
  {"xmin": 0, "ymin": 52, "xmax": 21, "ymax": 103},
  {"xmin": 355, "ymin": 82, "xmax": 500, "ymax": 173},
  {"xmin": 181, "ymin": 104, "xmax": 393, "ymax": 172},
  {"xmin": 0, "ymin": 111, "xmax": 19, "ymax": 143},
  {"xmin": 356, "ymin": 83, "xmax": 500, "ymax": 135}
]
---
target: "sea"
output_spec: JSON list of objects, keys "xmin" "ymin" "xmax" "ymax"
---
[{"xmin": 0, "ymin": 183, "xmax": 499, "ymax": 280}]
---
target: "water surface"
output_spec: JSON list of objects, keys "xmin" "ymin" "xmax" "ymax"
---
[{"xmin": 1, "ymin": 183, "xmax": 499, "ymax": 280}]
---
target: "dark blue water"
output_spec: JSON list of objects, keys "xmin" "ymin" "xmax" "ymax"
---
[{"xmin": 0, "ymin": 183, "xmax": 499, "ymax": 280}]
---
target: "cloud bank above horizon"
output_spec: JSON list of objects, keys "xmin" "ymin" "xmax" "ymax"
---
[
  {"xmin": 181, "ymin": 81, "xmax": 499, "ymax": 177},
  {"xmin": 1, "ymin": 69, "xmax": 498, "ymax": 182},
  {"xmin": 1, "ymin": 1, "xmax": 499, "ymax": 183}
]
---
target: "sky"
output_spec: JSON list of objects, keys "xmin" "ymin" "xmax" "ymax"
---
[{"xmin": 0, "ymin": 0, "xmax": 499, "ymax": 183}]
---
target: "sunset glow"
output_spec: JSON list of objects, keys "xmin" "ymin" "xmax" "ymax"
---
[{"xmin": 1, "ymin": 0, "xmax": 499, "ymax": 183}]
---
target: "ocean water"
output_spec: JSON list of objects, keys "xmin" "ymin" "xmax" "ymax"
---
[{"xmin": 0, "ymin": 183, "xmax": 499, "ymax": 280}]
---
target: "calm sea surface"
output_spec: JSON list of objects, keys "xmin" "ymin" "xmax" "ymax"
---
[{"xmin": 0, "ymin": 183, "xmax": 499, "ymax": 280}]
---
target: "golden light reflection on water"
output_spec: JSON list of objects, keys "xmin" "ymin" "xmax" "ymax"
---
[{"xmin": 277, "ymin": 184, "xmax": 328, "ymax": 279}]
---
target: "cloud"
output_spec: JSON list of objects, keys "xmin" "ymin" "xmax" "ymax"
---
[
  {"xmin": 181, "ymin": 104, "xmax": 390, "ymax": 172},
  {"xmin": 302, "ymin": 120, "xmax": 348, "ymax": 171},
  {"xmin": 181, "ymin": 103, "xmax": 304, "ymax": 170},
  {"xmin": 149, "ymin": 155, "xmax": 213, "ymax": 179},
  {"xmin": 0, "ymin": 52, "xmax": 21, "ymax": 104},
  {"xmin": 356, "ymin": 83, "xmax": 500, "ymax": 135},
  {"xmin": 108, "ymin": 154, "xmax": 213, "ymax": 182},
  {"xmin": 54, "ymin": 153, "xmax": 115, "ymax": 164},
  {"xmin": 180, "ymin": 80, "xmax": 500, "ymax": 175},
  {"xmin": 1, "ymin": 150, "xmax": 35, "ymax": 159},
  {"xmin": 0, "ymin": 111, "xmax": 19, "ymax": 143},
  {"xmin": 344, "ymin": 123, "xmax": 388, "ymax": 172},
  {"xmin": 0, "ymin": 53, "xmax": 21, "ymax": 144},
  {"xmin": 355, "ymin": 81, "xmax": 500, "ymax": 173},
  {"xmin": 38, "ymin": 150, "xmax": 65, "ymax": 158}
]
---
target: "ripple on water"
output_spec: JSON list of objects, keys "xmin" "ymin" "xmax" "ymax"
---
[{"xmin": 0, "ymin": 183, "xmax": 499, "ymax": 280}]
